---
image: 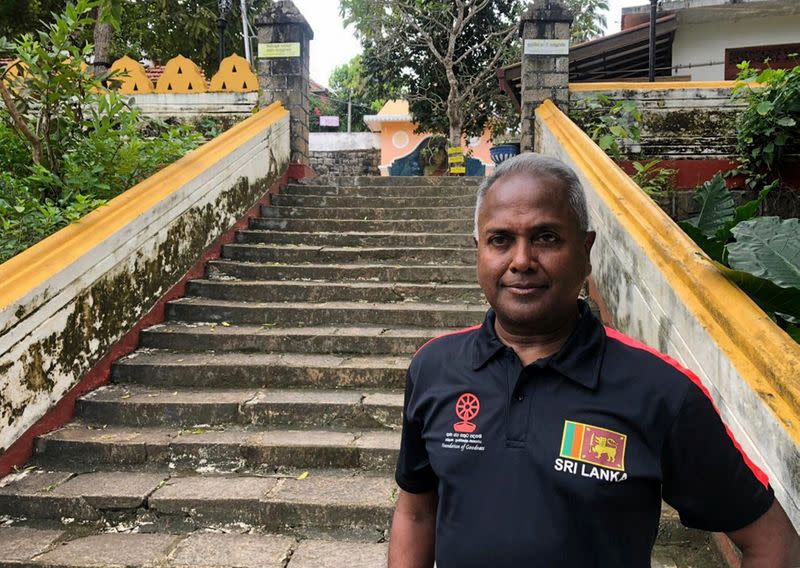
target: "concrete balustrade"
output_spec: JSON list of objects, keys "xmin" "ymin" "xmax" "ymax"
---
[
  {"xmin": 0, "ymin": 102, "xmax": 290, "ymax": 460},
  {"xmin": 534, "ymin": 99, "xmax": 800, "ymax": 531}
]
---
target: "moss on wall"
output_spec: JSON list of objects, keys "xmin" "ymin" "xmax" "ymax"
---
[{"xmin": 0, "ymin": 155, "xmax": 287, "ymax": 449}]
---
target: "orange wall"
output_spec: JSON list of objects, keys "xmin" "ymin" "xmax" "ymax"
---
[{"xmin": 377, "ymin": 119, "xmax": 494, "ymax": 176}]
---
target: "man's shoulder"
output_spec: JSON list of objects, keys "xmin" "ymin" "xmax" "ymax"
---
[
  {"xmin": 602, "ymin": 326, "xmax": 700, "ymax": 395},
  {"xmin": 410, "ymin": 324, "xmax": 482, "ymax": 369}
]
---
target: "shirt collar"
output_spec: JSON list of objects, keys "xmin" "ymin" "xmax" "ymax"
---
[{"xmin": 471, "ymin": 299, "xmax": 606, "ymax": 390}]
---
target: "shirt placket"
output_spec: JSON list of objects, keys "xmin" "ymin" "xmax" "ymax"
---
[{"xmin": 505, "ymin": 351, "xmax": 532, "ymax": 448}]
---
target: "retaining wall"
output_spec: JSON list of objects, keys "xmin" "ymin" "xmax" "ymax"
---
[
  {"xmin": 128, "ymin": 92, "xmax": 258, "ymax": 122},
  {"xmin": 535, "ymin": 99, "xmax": 800, "ymax": 530},
  {"xmin": 309, "ymin": 132, "xmax": 381, "ymax": 177},
  {"xmin": 0, "ymin": 102, "xmax": 290, "ymax": 454},
  {"xmin": 569, "ymin": 82, "xmax": 744, "ymax": 160}
]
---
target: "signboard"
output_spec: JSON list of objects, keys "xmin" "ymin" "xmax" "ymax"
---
[
  {"xmin": 258, "ymin": 42, "xmax": 301, "ymax": 58},
  {"xmin": 523, "ymin": 39, "xmax": 569, "ymax": 56},
  {"xmin": 319, "ymin": 116, "xmax": 340, "ymax": 127},
  {"xmin": 448, "ymin": 146, "xmax": 465, "ymax": 176}
]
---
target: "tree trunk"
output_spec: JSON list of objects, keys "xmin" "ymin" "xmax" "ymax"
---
[{"xmin": 92, "ymin": 5, "xmax": 113, "ymax": 77}]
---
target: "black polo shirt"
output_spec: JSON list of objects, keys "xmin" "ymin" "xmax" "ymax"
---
[{"xmin": 396, "ymin": 300, "xmax": 774, "ymax": 568}]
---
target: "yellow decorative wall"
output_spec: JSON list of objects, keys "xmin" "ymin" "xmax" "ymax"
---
[
  {"xmin": 210, "ymin": 54, "xmax": 258, "ymax": 92},
  {"xmin": 155, "ymin": 55, "xmax": 208, "ymax": 94},
  {"xmin": 109, "ymin": 56, "xmax": 154, "ymax": 94}
]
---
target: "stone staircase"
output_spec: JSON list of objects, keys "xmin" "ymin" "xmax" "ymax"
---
[{"xmin": 0, "ymin": 176, "xmax": 724, "ymax": 567}]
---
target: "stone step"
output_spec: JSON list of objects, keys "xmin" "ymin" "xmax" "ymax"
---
[
  {"xmin": 112, "ymin": 350, "xmax": 410, "ymax": 389},
  {"xmin": 261, "ymin": 204, "xmax": 474, "ymax": 220},
  {"xmin": 0, "ymin": 468, "xmax": 395, "ymax": 538},
  {"xmin": 281, "ymin": 183, "xmax": 476, "ymax": 198},
  {"xmin": 34, "ymin": 423, "xmax": 400, "ymax": 472},
  {"xmin": 236, "ymin": 230, "xmax": 474, "ymax": 248},
  {"xmin": 75, "ymin": 385, "xmax": 403, "ymax": 430},
  {"xmin": 0, "ymin": 526, "xmax": 724, "ymax": 568},
  {"xmin": 271, "ymin": 194, "xmax": 475, "ymax": 208},
  {"xmin": 206, "ymin": 260, "xmax": 477, "ymax": 284},
  {"xmin": 221, "ymin": 243, "xmax": 476, "ymax": 265},
  {"xmin": 249, "ymin": 216, "xmax": 473, "ymax": 233},
  {"xmin": 0, "ymin": 528, "xmax": 390, "ymax": 568},
  {"xmin": 186, "ymin": 279, "xmax": 484, "ymax": 304},
  {"xmin": 303, "ymin": 175, "xmax": 481, "ymax": 186},
  {"xmin": 140, "ymin": 323, "xmax": 446, "ymax": 354},
  {"xmin": 164, "ymin": 298, "xmax": 486, "ymax": 327}
]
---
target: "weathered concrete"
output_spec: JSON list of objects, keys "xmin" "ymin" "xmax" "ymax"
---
[
  {"xmin": 0, "ymin": 105, "xmax": 290, "ymax": 455},
  {"xmin": 270, "ymin": 193, "xmax": 475, "ymax": 208},
  {"xmin": 127, "ymin": 92, "xmax": 258, "ymax": 121},
  {"xmin": 249, "ymin": 217, "xmax": 474, "ymax": 233},
  {"xmin": 310, "ymin": 149, "xmax": 381, "ymax": 178},
  {"xmin": 288, "ymin": 539, "xmax": 388, "ymax": 567},
  {"xmin": 163, "ymin": 298, "xmax": 486, "ymax": 328},
  {"xmin": 235, "ymin": 229, "xmax": 475, "ymax": 247},
  {"xmin": 221, "ymin": 243, "xmax": 476, "ymax": 265},
  {"xmin": 570, "ymin": 86, "xmax": 743, "ymax": 160},
  {"xmin": 33, "ymin": 533, "xmax": 177, "ymax": 566},
  {"xmin": 206, "ymin": 260, "xmax": 477, "ymax": 283},
  {"xmin": 186, "ymin": 280, "xmax": 483, "ymax": 304},
  {"xmin": 139, "ymin": 324, "xmax": 443, "ymax": 355},
  {"xmin": 170, "ymin": 533, "xmax": 294, "ymax": 567},
  {"xmin": 260, "ymin": 204, "xmax": 474, "ymax": 220}
]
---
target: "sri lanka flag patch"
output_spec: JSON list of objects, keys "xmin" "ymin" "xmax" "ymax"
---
[{"xmin": 560, "ymin": 420, "xmax": 627, "ymax": 472}]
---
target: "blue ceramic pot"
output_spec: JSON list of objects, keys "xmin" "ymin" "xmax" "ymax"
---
[{"xmin": 490, "ymin": 143, "xmax": 521, "ymax": 165}]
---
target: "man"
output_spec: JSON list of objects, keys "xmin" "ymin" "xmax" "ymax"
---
[{"xmin": 388, "ymin": 153, "xmax": 799, "ymax": 567}]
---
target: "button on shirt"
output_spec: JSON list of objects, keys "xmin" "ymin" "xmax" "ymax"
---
[{"xmin": 396, "ymin": 301, "xmax": 773, "ymax": 568}]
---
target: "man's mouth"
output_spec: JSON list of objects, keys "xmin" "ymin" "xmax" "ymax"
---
[{"xmin": 501, "ymin": 282, "xmax": 549, "ymax": 295}]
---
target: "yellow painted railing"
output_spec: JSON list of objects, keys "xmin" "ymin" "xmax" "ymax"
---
[
  {"xmin": 0, "ymin": 101, "xmax": 287, "ymax": 312},
  {"xmin": 536, "ymin": 99, "xmax": 800, "ymax": 446}
]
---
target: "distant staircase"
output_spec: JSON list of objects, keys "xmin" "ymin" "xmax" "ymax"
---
[{"xmin": 0, "ymin": 176, "xmax": 723, "ymax": 567}]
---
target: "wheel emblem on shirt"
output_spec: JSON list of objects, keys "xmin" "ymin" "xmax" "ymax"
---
[{"xmin": 454, "ymin": 392, "xmax": 480, "ymax": 433}]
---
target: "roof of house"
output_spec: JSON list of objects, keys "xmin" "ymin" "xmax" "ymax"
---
[{"xmin": 362, "ymin": 100, "xmax": 414, "ymax": 132}]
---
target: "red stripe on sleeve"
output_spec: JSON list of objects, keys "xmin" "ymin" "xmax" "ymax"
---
[
  {"xmin": 604, "ymin": 326, "xmax": 770, "ymax": 488},
  {"xmin": 414, "ymin": 325, "xmax": 482, "ymax": 356}
]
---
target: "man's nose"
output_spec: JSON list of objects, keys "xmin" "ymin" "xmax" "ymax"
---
[{"xmin": 509, "ymin": 242, "xmax": 537, "ymax": 273}]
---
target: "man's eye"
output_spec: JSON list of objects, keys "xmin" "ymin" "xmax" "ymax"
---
[
  {"xmin": 488, "ymin": 235, "xmax": 508, "ymax": 246},
  {"xmin": 537, "ymin": 233, "xmax": 559, "ymax": 243}
]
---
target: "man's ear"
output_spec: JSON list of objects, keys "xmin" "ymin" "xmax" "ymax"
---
[
  {"xmin": 584, "ymin": 231, "xmax": 596, "ymax": 274},
  {"xmin": 584, "ymin": 231, "xmax": 596, "ymax": 255}
]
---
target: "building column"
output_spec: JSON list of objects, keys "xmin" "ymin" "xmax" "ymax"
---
[
  {"xmin": 519, "ymin": 1, "xmax": 573, "ymax": 152},
  {"xmin": 255, "ymin": 0, "xmax": 313, "ymax": 166}
]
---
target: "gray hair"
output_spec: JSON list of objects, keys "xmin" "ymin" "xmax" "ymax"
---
[{"xmin": 473, "ymin": 153, "xmax": 590, "ymax": 239}]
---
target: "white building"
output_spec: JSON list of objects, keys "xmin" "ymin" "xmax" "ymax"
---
[{"xmin": 622, "ymin": 0, "xmax": 800, "ymax": 81}]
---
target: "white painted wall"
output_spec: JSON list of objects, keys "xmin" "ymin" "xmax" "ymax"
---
[
  {"xmin": 127, "ymin": 92, "xmax": 258, "ymax": 118},
  {"xmin": 672, "ymin": 15, "xmax": 800, "ymax": 80},
  {"xmin": 310, "ymin": 132, "xmax": 380, "ymax": 152}
]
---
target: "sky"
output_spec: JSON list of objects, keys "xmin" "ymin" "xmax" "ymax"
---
[{"xmin": 292, "ymin": 0, "xmax": 650, "ymax": 89}]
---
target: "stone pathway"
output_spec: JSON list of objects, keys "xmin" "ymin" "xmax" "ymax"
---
[{"xmin": 0, "ymin": 176, "xmax": 724, "ymax": 566}]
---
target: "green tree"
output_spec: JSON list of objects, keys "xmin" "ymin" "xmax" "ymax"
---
[
  {"xmin": 112, "ymin": 0, "xmax": 272, "ymax": 74},
  {"xmin": 1, "ymin": 0, "xmax": 271, "ymax": 75},
  {"xmin": 565, "ymin": 0, "xmax": 609, "ymax": 44},
  {"xmin": 0, "ymin": 0, "xmax": 68, "ymax": 39},
  {"xmin": 340, "ymin": 0, "xmax": 522, "ymax": 146},
  {"xmin": 327, "ymin": 55, "xmax": 382, "ymax": 132}
]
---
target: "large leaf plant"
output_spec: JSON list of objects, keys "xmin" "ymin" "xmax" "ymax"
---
[{"xmin": 679, "ymin": 173, "xmax": 799, "ymax": 341}]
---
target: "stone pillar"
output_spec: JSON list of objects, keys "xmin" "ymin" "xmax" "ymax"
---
[
  {"xmin": 519, "ymin": 1, "xmax": 573, "ymax": 152},
  {"xmin": 255, "ymin": 0, "xmax": 313, "ymax": 165}
]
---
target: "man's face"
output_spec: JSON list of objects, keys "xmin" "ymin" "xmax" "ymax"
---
[{"xmin": 475, "ymin": 172, "xmax": 595, "ymax": 334}]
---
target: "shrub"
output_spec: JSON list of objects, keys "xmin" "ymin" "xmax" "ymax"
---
[{"xmin": 0, "ymin": 0, "xmax": 203, "ymax": 263}]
